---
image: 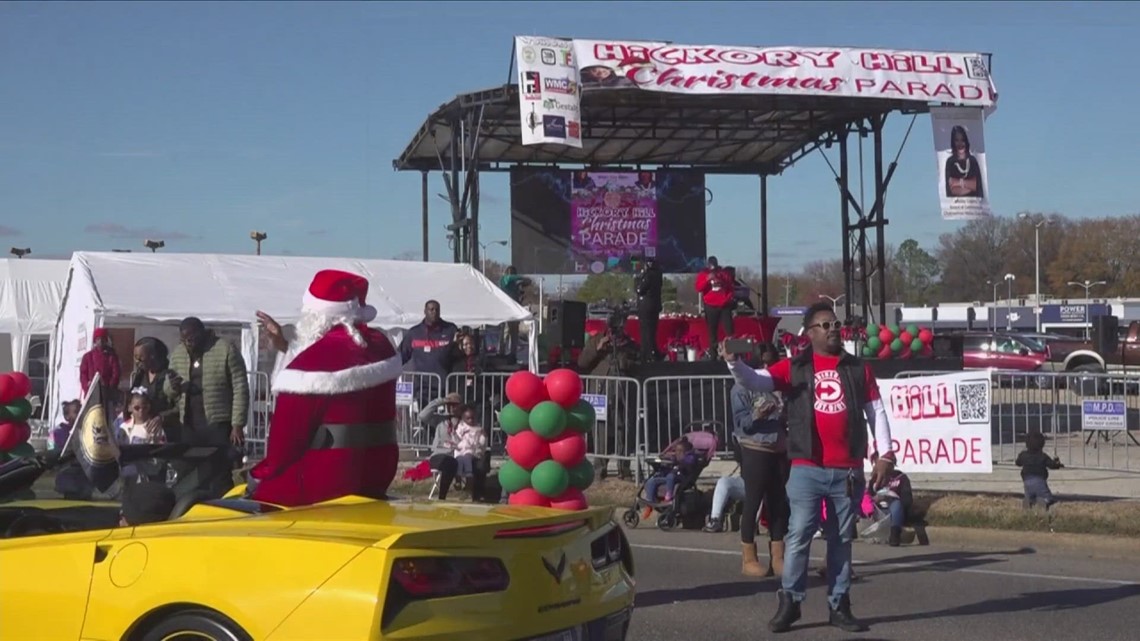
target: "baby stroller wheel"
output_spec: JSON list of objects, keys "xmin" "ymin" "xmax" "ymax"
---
[
  {"xmin": 621, "ymin": 509, "xmax": 640, "ymax": 528},
  {"xmin": 656, "ymin": 510, "xmax": 677, "ymax": 531}
]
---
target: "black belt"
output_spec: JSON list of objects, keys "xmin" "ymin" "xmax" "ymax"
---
[{"xmin": 308, "ymin": 421, "xmax": 398, "ymax": 450}]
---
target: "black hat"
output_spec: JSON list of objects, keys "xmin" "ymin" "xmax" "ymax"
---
[{"xmin": 121, "ymin": 481, "xmax": 176, "ymax": 525}]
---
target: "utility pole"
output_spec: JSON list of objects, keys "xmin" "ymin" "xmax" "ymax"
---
[
  {"xmin": 250, "ymin": 231, "xmax": 268, "ymax": 256},
  {"xmin": 783, "ymin": 279, "xmax": 793, "ymax": 307}
]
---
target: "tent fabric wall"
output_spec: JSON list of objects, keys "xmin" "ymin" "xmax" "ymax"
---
[
  {"xmin": 49, "ymin": 252, "xmax": 537, "ymax": 424},
  {"xmin": 0, "ymin": 259, "xmax": 69, "ymax": 372}
]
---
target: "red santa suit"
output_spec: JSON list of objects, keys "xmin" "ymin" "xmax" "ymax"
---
[{"xmin": 249, "ymin": 270, "xmax": 403, "ymax": 506}]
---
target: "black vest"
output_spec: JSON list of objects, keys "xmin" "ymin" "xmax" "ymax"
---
[{"xmin": 784, "ymin": 348, "xmax": 869, "ymax": 462}]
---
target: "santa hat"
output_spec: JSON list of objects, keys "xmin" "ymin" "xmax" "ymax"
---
[{"xmin": 302, "ymin": 270, "xmax": 378, "ymax": 324}]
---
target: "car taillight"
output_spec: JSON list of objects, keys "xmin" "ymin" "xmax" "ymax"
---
[
  {"xmin": 590, "ymin": 527, "xmax": 624, "ymax": 570},
  {"xmin": 390, "ymin": 557, "xmax": 510, "ymax": 599}
]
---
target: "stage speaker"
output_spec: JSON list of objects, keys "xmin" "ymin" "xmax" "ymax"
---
[
  {"xmin": 930, "ymin": 334, "xmax": 963, "ymax": 359},
  {"xmin": 1092, "ymin": 315, "xmax": 1119, "ymax": 355},
  {"xmin": 546, "ymin": 300, "xmax": 588, "ymax": 349}
]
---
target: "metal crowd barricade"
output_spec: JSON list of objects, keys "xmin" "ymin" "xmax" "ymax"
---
[
  {"xmin": 894, "ymin": 369, "xmax": 1139, "ymax": 472},
  {"xmin": 580, "ymin": 375, "xmax": 643, "ymax": 481},
  {"xmin": 640, "ymin": 374, "xmax": 736, "ymax": 461},
  {"xmin": 245, "ymin": 370, "xmax": 272, "ymax": 460},
  {"xmin": 395, "ymin": 371, "xmax": 445, "ymax": 454}
]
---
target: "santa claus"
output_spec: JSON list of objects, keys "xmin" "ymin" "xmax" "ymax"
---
[{"xmin": 247, "ymin": 269, "xmax": 402, "ymax": 506}]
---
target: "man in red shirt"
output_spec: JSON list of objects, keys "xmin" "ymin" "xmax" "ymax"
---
[
  {"xmin": 724, "ymin": 302, "xmax": 896, "ymax": 634},
  {"xmin": 80, "ymin": 328, "xmax": 121, "ymax": 400},
  {"xmin": 694, "ymin": 256, "xmax": 735, "ymax": 358}
]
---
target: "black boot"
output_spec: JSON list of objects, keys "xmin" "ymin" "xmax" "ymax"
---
[
  {"xmin": 768, "ymin": 590, "xmax": 801, "ymax": 633},
  {"xmin": 888, "ymin": 526, "xmax": 902, "ymax": 547},
  {"xmin": 829, "ymin": 594, "xmax": 868, "ymax": 632}
]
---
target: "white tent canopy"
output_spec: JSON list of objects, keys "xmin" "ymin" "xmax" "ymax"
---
[
  {"xmin": 0, "ymin": 259, "xmax": 69, "ymax": 373},
  {"xmin": 49, "ymin": 252, "xmax": 536, "ymax": 421}
]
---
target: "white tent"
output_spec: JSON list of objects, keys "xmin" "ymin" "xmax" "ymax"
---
[
  {"xmin": 0, "ymin": 259, "xmax": 69, "ymax": 373},
  {"xmin": 48, "ymin": 252, "xmax": 536, "ymax": 421}
]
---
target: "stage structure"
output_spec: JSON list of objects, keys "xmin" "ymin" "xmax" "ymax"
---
[{"xmin": 393, "ymin": 39, "xmax": 995, "ymax": 323}]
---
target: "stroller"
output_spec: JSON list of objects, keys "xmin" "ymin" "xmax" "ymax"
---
[{"xmin": 622, "ymin": 426, "xmax": 719, "ymax": 531}]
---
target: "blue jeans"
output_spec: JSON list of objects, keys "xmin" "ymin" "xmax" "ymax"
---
[
  {"xmin": 645, "ymin": 472, "xmax": 677, "ymax": 502},
  {"xmin": 711, "ymin": 476, "xmax": 745, "ymax": 519},
  {"xmin": 888, "ymin": 499, "xmax": 906, "ymax": 528},
  {"xmin": 782, "ymin": 465, "xmax": 862, "ymax": 610}
]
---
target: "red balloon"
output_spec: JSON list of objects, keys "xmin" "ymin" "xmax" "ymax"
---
[
  {"xmin": 0, "ymin": 422, "xmax": 21, "ymax": 451},
  {"xmin": 0, "ymin": 375, "xmax": 15, "ymax": 405},
  {"xmin": 921, "ymin": 344, "xmax": 934, "ymax": 357},
  {"xmin": 878, "ymin": 329, "xmax": 894, "ymax": 344},
  {"xmin": 505, "ymin": 371, "xmax": 549, "ymax": 411},
  {"xmin": 899, "ymin": 348, "xmax": 912, "ymax": 360},
  {"xmin": 548, "ymin": 431, "xmax": 587, "ymax": 468},
  {"xmin": 918, "ymin": 329, "xmax": 934, "ymax": 344},
  {"xmin": 550, "ymin": 487, "xmax": 588, "ymax": 511},
  {"xmin": 6, "ymin": 372, "xmax": 30, "ymax": 399},
  {"xmin": 508, "ymin": 488, "xmax": 552, "ymax": 508},
  {"xmin": 877, "ymin": 345, "xmax": 893, "ymax": 360},
  {"xmin": 899, "ymin": 331, "xmax": 914, "ymax": 345},
  {"xmin": 544, "ymin": 368, "xmax": 583, "ymax": 409},
  {"xmin": 506, "ymin": 431, "xmax": 551, "ymax": 470}
]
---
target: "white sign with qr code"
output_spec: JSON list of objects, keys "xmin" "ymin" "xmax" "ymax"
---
[{"xmin": 865, "ymin": 371, "xmax": 993, "ymax": 474}]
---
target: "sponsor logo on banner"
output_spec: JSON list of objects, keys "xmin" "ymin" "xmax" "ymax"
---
[
  {"xmin": 522, "ymin": 71, "xmax": 541, "ymax": 100},
  {"xmin": 541, "ymin": 48, "xmax": 557, "ymax": 65},
  {"xmin": 568, "ymin": 120, "xmax": 580, "ymax": 139},
  {"xmin": 543, "ymin": 77, "xmax": 577, "ymax": 94},
  {"xmin": 931, "ymin": 106, "xmax": 993, "ymax": 220},
  {"xmin": 864, "ymin": 371, "xmax": 993, "ymax": 474},
  {"xmin": 561, "ymin": 48, "xmax": 574, "ymax": 67},
  {"xmin": 543, "ymin": 114, "xmax": 567, "ymax": 138},
  {"xmin": 521, "ymin": 47, "xmax": 537, "ymax": 64},
  {"xmin": 542, "ymin": 98, "xmax": 578, "ymax": 112}
]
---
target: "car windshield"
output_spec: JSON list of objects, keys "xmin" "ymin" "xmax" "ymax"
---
[{"xmin": 1017, "ymin": 336, "xmax": 1047, "ymax": 352}]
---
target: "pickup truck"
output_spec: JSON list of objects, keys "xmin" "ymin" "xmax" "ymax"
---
[{"xmin": 1046, "ymin": 321, "xmax": 1140, "ymax": 374}]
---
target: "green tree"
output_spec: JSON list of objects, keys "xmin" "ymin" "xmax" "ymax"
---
[
  {"xmin": 891, "ymin": 239, "xmax": 941, "ymax": 304},
  {"xmin": 575, "ymin": 272, "xmax": 634, "ymax": 305}
]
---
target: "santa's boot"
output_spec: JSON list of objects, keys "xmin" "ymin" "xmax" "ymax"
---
[{"xmin": 742, "ymin": 542, "xmax": 767, "ymax": 577}]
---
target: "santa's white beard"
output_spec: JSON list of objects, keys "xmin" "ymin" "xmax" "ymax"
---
[{"xmin": 288, "ymin": 310, "xmax": 367, "ymax": 359}]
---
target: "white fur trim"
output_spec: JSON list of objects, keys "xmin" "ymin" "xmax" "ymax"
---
[
  {"xmin": 302, "ymin": 290, "xmax": 377, "ymax": 323},
  {"xmin": 272, "ymin": 353, "xmax": 403, "ymax": 395}
]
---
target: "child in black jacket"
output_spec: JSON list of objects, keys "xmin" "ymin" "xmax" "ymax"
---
[{"xmin": 1016, "ymin": 431, "xmax": 1063, "ymax": 509}]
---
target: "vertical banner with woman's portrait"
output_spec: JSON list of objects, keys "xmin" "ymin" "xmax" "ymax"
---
[{"xmin": 931, "ymin": 107, "xmax": 993, "ymax": 220}]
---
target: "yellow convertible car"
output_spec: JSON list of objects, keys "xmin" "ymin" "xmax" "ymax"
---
[{"xmin": 0, "ymin": 446, "xmax": 634, "ymax": 641}]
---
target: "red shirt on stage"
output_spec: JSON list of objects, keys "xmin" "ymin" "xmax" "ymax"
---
[
  {"xmin": 695, "ymin": 268, "xmax": 734, "ymax": 308},
  {"xmin": 765, "ymin": 353, "xmax": 880, "ymax": 469}
]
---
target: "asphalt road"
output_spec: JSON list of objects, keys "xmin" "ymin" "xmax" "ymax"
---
[{"xmin": 624, "ymin": 526, "xmax": 1140, "ymax": 641}]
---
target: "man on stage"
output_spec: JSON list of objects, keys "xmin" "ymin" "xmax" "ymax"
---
[{"xmin": 248, "ymin": 269, "xmax": 403, "ymax": 506}]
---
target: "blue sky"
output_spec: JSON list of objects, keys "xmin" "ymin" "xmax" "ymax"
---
[{"xmin": 2, "ymin": 1, "xmax": 1137, "ymax": 271}]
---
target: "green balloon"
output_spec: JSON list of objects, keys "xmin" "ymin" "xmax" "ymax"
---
[
  {"xmin": 865, "ymin": 323, "xmax": 880, "ymax": 338},
  {"xmin": 906, "ymin": 324, "xmax": 920, "ymax": 338},
  {"xmin": 568, "ymin": 459, "xmax": 595, "ymax": 491},
  {"xmin": 531, "ymin": 460, "xmax": 570, "ymax": 498},
  {"xmin": 566, "ymin": 399, "xmax": 596, "ymax": 434},
  {"xmin": 861, "ymin": 346, "xmax": 874, "ymax": 357},
  {"xmin": 4, "ymin": 398, "xmax": 31, "ymax": 423},
  {"xmin": 529, "ymin": 401, "xmax": 567, "ymax": 439},
  {"xmin": 497, "ymin": 459, "xmax": 532, "ymax": 494},
  {"xmin": 890, "ymin": 338, "xmax": 904, "ymax": 352},
  {"xmin": 0, "ymin": 406, "xmax": 12, "ymax": 422},
  {"xmin": 889, "ymin": 325, "xmax": 900, "ymax": 337},
  {"xmin": 866, "ymin": 336, "xmax": 882, "ymax": 351},
  {"xmin": 7, "ymin": 442, "xmax": 35, "ymax": 459},
  {"xmin": 498, "ymin": 403, "xmax": 530, "ymax": 436},
  {"xmin": 911, "ymin": 338, "xmax": 925, "ymax": 353}
]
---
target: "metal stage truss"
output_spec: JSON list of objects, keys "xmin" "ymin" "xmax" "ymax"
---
[{"xmin": 393, "ymin": 83, "xmax": 937, "ymax": 323}]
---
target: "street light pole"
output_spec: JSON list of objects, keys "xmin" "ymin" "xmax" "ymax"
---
[
  {"xmin": 987, "ymin": 279, "xmax": 1001, "ymax": 332},
  {"xmin": 250, "ymin": 231, "xmax": 267, "ymax": 256},
  {"xmin": 1004, "ymin": 273, "xmax": 1016, "ymax": 330},
  {"xmin": 1018, "ymin": 213, "xmax": 1051, "ymax": 332},
  {"xmin": 818, "ymin": 294, "xmax": 845, "ymax": 307},
  {"xmin": 143, "ymin": 239, "xmax": 165, "ymax": 253},
  {"xmin": 9, "ymin": 247, "xmax": 31, "ymax": 259},
  {"xmin": 1068, "ymin": 279, "xmax": 1108, "ymax": 339},
  {"xmin": 478, "ymin": 239, "xmax": 509, "ymax": 274}
]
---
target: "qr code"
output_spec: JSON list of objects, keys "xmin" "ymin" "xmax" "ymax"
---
[
  {"xmin": 965, "ymin": 56, "xmax": 989, "ymax": 80},
  {"xmin": 955, "ymin": 380, "xmax": 990, "ymax": 424}
]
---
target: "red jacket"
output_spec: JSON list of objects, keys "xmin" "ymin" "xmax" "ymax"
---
[
  {"xmin": 250, "ymin": 324, "xmax": 403, "ymax": 506},
  {"xmin": 80, "ymin": 348, "xmax": 121, "ymax": 396},
  {"xmin": 695, "ymin": 268, "xmax": 734, "ymax": 308}
]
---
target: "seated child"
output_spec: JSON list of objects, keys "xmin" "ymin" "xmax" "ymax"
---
[
  {"xmin": 453, "ymin": 406, "xmax": 487, "ymax": 481},
  {"xmin": 118, "ymin": 390, "xmax": 168, "ymax": 485},
  {"xmin": 119, "ymin": 481, "xmax": 176, "ymax": 526},
  {"xmin": 642, "ymin": 438, "xmax": 698, "ymax": 517},
  {"xmin": 1016, "ymin": 431, "xmax": 1063, "ymax": 510},
  {"xmin": 51, "ymin": 400, "xmax": 95, "ymax": 501}
]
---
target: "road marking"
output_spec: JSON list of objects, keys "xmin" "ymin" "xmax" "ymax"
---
[{"xmin": 630, "ymin": 543, "xmax": 1138, "ymax": 587}]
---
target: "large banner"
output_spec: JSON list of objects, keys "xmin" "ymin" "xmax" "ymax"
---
[
  {"xmin": 931, "ymin": 106, "xmax": 993, "ymax": 220},
  {"xmin": 571, "ymin": 171, "xmax": 658, "ymax": 264},
  {"xmin": 873, "ymin": 371, "xmax": 993, "ymax": 474},
  {"xmin": 515, "ymin": 36, "xmax": 997, "ymax": 147}
]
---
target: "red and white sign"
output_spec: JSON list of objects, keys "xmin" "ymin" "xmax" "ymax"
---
[
  {"xmin": 516, "ymin": 37, "xmax": 997, "ymax": 147},
  {"xmin": 870, "ymin": 371, "xmax": 993, "ymax": 473}
]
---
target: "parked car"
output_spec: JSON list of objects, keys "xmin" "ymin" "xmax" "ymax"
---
[{"xmin": 958, "ymin": 331, "xmax": 1049, "ymax": 387}]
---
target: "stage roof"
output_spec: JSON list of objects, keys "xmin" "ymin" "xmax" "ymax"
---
[{"xmin": 392, "ymin": 84, "xmax": 929, "ymax": 176}]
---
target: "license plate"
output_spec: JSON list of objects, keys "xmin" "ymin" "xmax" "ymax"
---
[{"xmin": 534, "ymin": 627, "xmax": 582, "ymax": 641}]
